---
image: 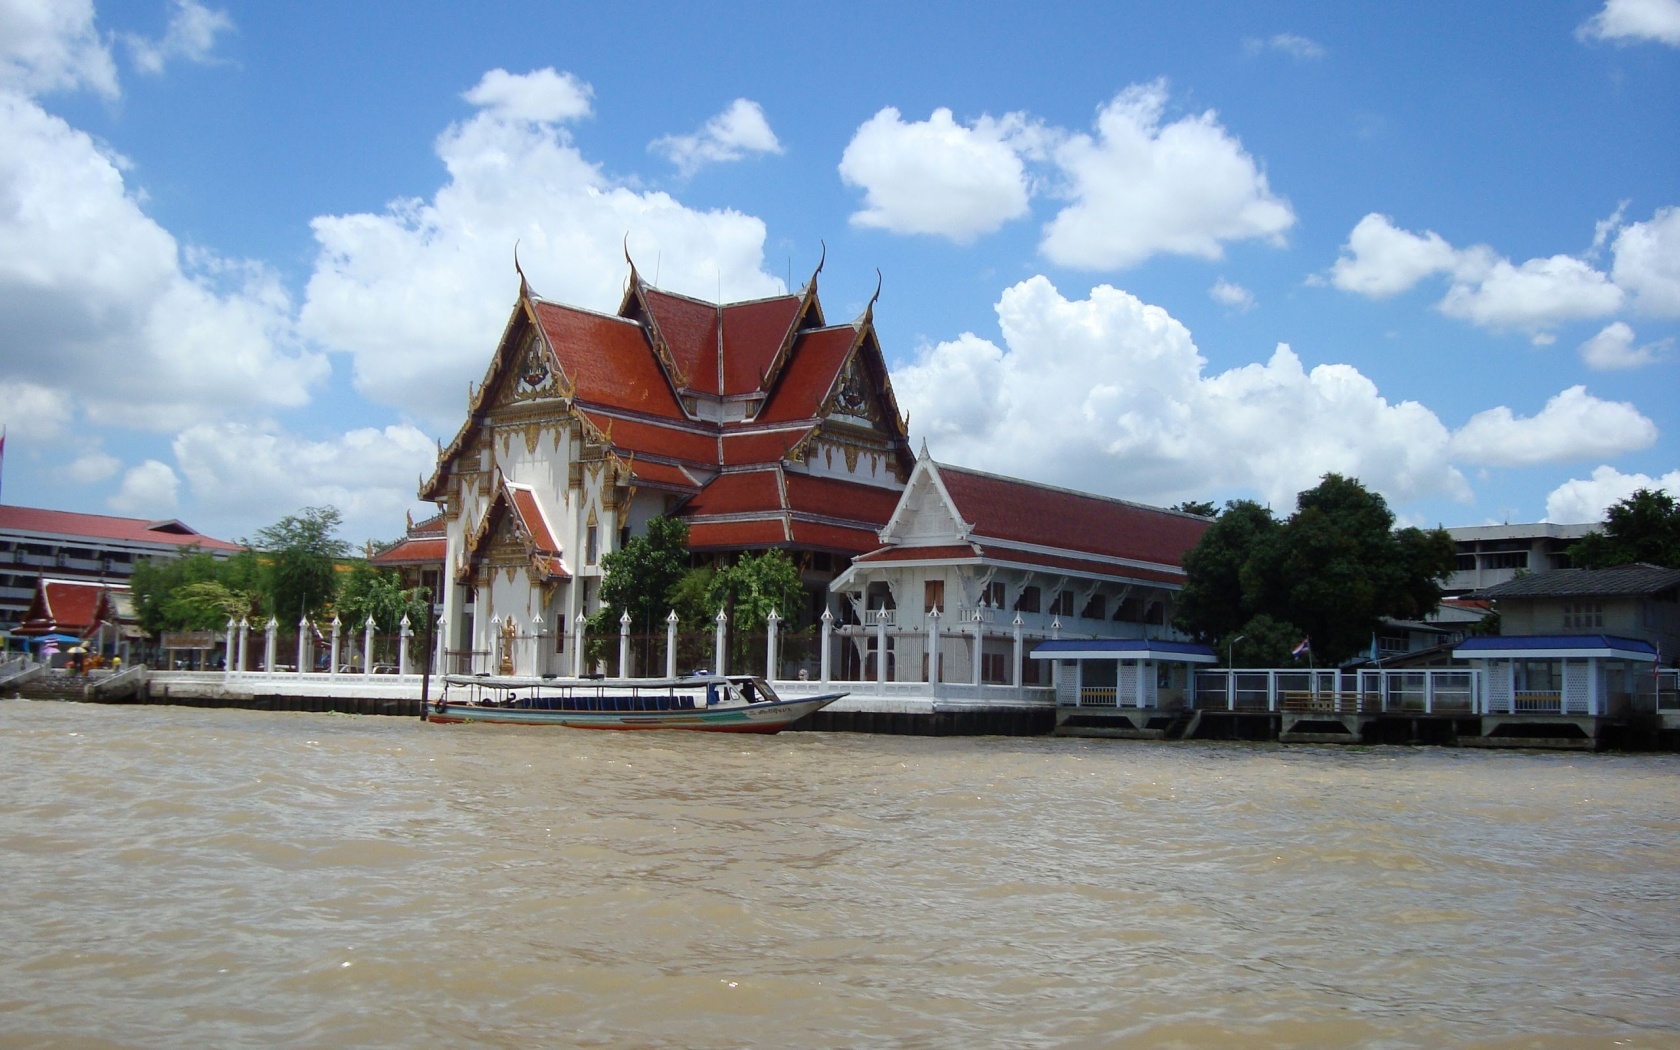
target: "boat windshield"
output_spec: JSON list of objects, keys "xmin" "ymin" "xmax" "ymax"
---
[{"xmin": 730, "ymin": 676, "xmax": 780, "ymax": 704}]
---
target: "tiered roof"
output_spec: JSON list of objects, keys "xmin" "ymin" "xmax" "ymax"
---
[
  {"xmin": 424, "ymin": 262, "xmax": 914, "ymax": 556},
  {"xmin": 369, "ymin": 514, "xmax": 447, "ymax": 569},
  {"xmin": 15, "ymin": 578, "xmax": 127, "ymax": 637}
]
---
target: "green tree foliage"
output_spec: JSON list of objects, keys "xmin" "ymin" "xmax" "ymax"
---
[
  {"xmin": 709, "ymin": 549, "xmax": 804, "ymax": 634},
  {"xmin": 130, "ymin": 548, "xmax": 263, "ymax": 636},
  {"xmin": 1568, "ymin": 488, "xmax": 1680, "ymax": 569},
  {"xmin": 1171, "ymin": 499, "xmax": 1219, "ymax": 517},
  {"xmin": 1174, "ymin": 475, "xmax": 1456, "ymax": 665},
  {"xmin": 1226, "ymin": 613, "xmax": 1304, "ymax": 667},
  {"xmin": 597, "ymin": 516, "xmax": 692, "ymax": 634},
  {"xmin": 253, "ymin": 506, "xmax": 349, "ymax": 621},
  {"xmin": 336, "ymin": 564, "xmax": 429, "ymax": 632}
]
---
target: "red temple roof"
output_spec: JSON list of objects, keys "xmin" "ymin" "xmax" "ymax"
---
[{"xmin": 0, "ymin": 505, "xmax": 240, "ymax": 551}]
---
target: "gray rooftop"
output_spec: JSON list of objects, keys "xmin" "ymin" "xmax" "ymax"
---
[{"xmin": 1472, "ymin": 563, "xmax": 1680, "ymax": 600}]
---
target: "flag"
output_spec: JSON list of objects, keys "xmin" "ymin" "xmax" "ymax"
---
[{"xmin": 1291, "ymin": 637, "xmax": 1311, "ymax": 658}]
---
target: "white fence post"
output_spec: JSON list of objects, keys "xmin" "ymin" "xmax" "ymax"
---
[
  {"xmin": 363, "ymin": 616, "xmax": 376, "ymax": 676},
  {"xmin": 666, "ymin": 610, "xmax": 679, "ymax": 679},
  {"xmin": 714, "ymin": 609, "xmax": 728, "ymax": 677},
  {"xmin": 819, "ymin": 609, "xmax": 833, "ymax": 684},
  {"xmin": 330, "ymin": 616, "xmax": 342, "ymax": 677},
  {"xmin": 766, "ymin": 609, "xmax": 781, "ymax": 682},
  {"xmin": 618, "ymin": 611, "xmax": 632, "ymax": 679},
  {"xmin": 264, "ymin": 617, "xmax": 278, "ymax": 673},
  {"xmin": 297, "ymin": 615, "xmax": 310, "ymax": 674},
  {"xmin": 223, "ymin": 618, "xmax": 235, "ymax": 682}
]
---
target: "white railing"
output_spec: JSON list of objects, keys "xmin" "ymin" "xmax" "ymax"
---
[{"xmin": 1192, "ymin": 668, "xmax": 1486, "ymax": 714}]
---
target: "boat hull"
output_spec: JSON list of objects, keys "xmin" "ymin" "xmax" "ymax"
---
[{"xmin": 425, "ymin": 692, "xmax": 842, "ymax": 733}]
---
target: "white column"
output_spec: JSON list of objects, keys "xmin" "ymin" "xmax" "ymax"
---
[
  {"xmin": 223, "ymin": 618, "xmax": 236, "ymax": 682},
  {"xmin": 1012, "ymin": 614, "xmax": 1024, "ymax": 690},
  {"xmin": 398, "ymin": 614, "xmax": 412, "ymax": 676},
  {"xmin": 572, "ymin": 617, "xmax": 585, "ymax": 677},
  {"xmin": 363, "ymin": 615, "xmax": 376, "ymax": 676},
  {"xmin": 237, "ymin": 618, "xmax": 249, "ymax": 674},
  {"xmin": 618, "ymin": 610, "xmax": 632, "ymax": 679},
  {"xmin": 766, "ymin": 609, "xmax": 781, "ymax": 682},
  {"xmin": 264, "ymin": 616, "xmax": 278, "ymax": 672},
  {"xmin": 330, "ymin": 616, "xmax": 342, "ymax": 677},
  {"xmin": 530, "ymin": 613, "xmax": 544, "ymax": 676},
  {"xmin": 435, "ymin": 616, "xmax": 448, "ymax": 676},
  {"xmin": 971, "ymin": 608, "xmax": 984, "ymax": 687},
  {"xmin": 819, "ymin": 609, "xmax": 833, "ymax": 684},
  {"xmin": 714, "ymin": 609, "xmax": 728, "ymax": 676},
  {"xmin": 875, "ymin": 609, "xmax": 888, "ymax": 687},
  {"xmin": 1051, "ymin": 617, "xmax": 1061, "ymax": 640},
  {"xmin": 666, "ymin": 610, "xmax": 679, "ymax": 679},
  {"xmin": 1587, "ymin": 657, "xmax": 1600, "ymax": 717},
  {"xmin": 926, "ymin": 608, "xmax": 941, "ymax": 684},
  {"xmin": 297, "ymin": 615, "xmax": 310, "ymax": 674}
]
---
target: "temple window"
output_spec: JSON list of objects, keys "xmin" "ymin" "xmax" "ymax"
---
[
  {"xmin": 585, "ymin": 525, "xmax": 599, "ymax": 565},
  {"xmin": 1014, "ymin": 586, "xmax": 1041, "ymax": 614}
]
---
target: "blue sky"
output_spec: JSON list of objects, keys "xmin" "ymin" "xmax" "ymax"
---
[{"xmin": 1, "ymin": 0, "xmax": 1676, "ymax": 544}]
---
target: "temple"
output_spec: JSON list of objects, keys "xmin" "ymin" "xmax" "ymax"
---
[{"xmin": 422, "ymin": 258, "xmax": 914, "ymax": 673}]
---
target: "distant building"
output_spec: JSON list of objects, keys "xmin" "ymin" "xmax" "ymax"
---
[
  {"xmin": 0, "ymin": 506, "xmax": 241, "ymax": 634},
  {"xmin": 368, "ymin": 513, "xmax": 446, "ymax": 610},
  {"xmin": 1442, "ymin": 522, "xmax": 1595, "ymax": 596}
]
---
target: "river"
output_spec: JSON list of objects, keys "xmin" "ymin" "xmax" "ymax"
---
[{"xmin": 1, "ymin": 699, "xmax": 1676, "ymax": 1048}]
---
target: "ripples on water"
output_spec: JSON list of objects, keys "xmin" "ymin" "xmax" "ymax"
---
[{"xmin": 1, "ymin": 700, "xmax": 1676, "ymax": 1048}]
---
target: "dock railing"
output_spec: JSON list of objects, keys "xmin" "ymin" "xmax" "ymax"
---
[{"xmin": 1193, "ymin": 668, "xmax": 1486, "ymax": 714}]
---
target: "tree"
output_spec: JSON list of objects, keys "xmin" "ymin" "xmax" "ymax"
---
[
  {"xmin": 709, "ymin": 549, "xmax": 804, "ymax": 634},
  {"xmin": 1171, "ymin": 499, "xmax": 1219, "ymax": 517},
  {"xmin": 252, "ymin": 507, "xmax": 349, "ymax": 621},
  {"xmin": 336, "ymin": 563, "xmax": 430, "ymax": 664},
  {"xmin": 1173, "ymin": 475, "xmax": 1456, "ymax": 665},
  {"xmin": 598, "ymin": 516, "xmax": 692, "ymax": 634},
  {"xmin": 1569, "ymin": 488, "xmax": 1680, "ymax": 569},
  {"xmin": 131, "ymin": 548, "xmax": 263, "ymax": 636}
]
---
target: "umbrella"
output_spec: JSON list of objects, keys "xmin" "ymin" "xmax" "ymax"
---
[{"xmin": 66, "ymin": 645, "xmax": 88, "ymax": 654}]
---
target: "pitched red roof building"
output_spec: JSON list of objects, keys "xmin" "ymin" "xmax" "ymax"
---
[{"xmin": 421, "ymin": 259, "xmax": 914, "ymax": 675}]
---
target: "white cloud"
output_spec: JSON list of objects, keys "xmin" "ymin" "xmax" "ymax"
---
[
  {"xmin": 896, "ymin": 275, "xmax": 1467, "ymax": 510},
  {"xmin": 1449, "ymin": 385, "xmax": 1656, "ymax": 467},
  {"xmin": 461, "ymin": 67, "xmax": 592, "ymax": 124},
  {"xmin": 171, "ymin": 421, "xmax": 438, "ymax": 543},
  {"xmin": 1578, "ymin": 0, "xmax": 1680, "ymax": 46},
  {"xmin": 0, "ymin": 0, "xmax": 117, "ymax": 97},
  {"xmin": 1546, "ymin": 465, "xmax": 1680, "ymax": 523},
  {"xmin": 652, "ymin": 98, "xmax": 783, "ymax": 177},
  {"xmin": 1579, "ymin": 321, "xmax": 1668, "ymax": 369},
  {"xmin": 300, "ymin": 68, "xmax": 783, "ymax": 428},
  {"xmin": 123, "ymin": 0, "xmax": 231, "ymax": 75},
  {"xmin": 108, "ymin": 459, "xmax": 179, "ymax": 515},
  {"xmin": 838, "ymin": 107, "xmax": 1034, "ymax": 243},
  {"xmin": 66, "ymin": 450, "xmax": 120, "ymax": 482},
  {"xmin": 0, "ymin": 379, "xmax": 73, "ymax": 440},
  {"xmin": 1329, "ymin": 212, "xmax": 1633, "ymax": 339},
  {"xmin": 1328, "ymin": 213, "xmax": 1458, "ymax": 297},
  {"xmin": 1244, "ymin": 33, "xmax": 1326, "ymax": 60},
  {"xmin": 1041, "ymin": 81, "xmax": 1295, "ymax": 269},
  {"xmin": 0, "ymin": 90, "xmax": 328, "ymax": 431},
  {"xmin": 1610, "ymin": 206, "xmax": 1680, "ymax": 316},
  {"xmin": 1438, "ymin": 252, "xmax": 1624, "ymax": 336},
  {"xmin": 1209, "ymin": 278, "xmax": 1255, "ymax": 311}
]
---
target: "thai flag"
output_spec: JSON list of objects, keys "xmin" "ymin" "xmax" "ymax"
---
[{"xmin": 1291, "ymin": 637, "xmax": 1311, "ymax": 657}]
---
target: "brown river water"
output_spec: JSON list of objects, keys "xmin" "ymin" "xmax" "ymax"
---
[{"xmin": 1, "ymin": 699, "xmax": 1677, "ymax": 1049}]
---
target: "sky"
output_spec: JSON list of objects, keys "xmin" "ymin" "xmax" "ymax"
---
[{"xmin": 0, "ymin": 0, "xmax": 1676, "ymax": 546}]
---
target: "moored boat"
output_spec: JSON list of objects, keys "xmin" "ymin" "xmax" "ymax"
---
[{"xmin": 426, "ymin": 673, "xmax": 843, "ymax": 733}]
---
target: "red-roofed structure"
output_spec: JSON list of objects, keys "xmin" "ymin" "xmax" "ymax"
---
[
  {"xmin": 0, "ymin": 505, "xmax": 239, "ymax": 636},
  {"xmin": 419, "ymin": 258, "xmax": 914, "ymax": 675},
  {"xmin": 829, "ymin": 453, "xmax": 1212, "ymax": 688}
]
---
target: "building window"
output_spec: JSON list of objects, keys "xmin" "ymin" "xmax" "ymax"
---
[
  {"xmin": 585, "ymin": 525, "xmax": 599, "ymax": 565},
  {"xmin": 1486, "ymin": 551, "xmax": 1528, "ymax": 570},
  {"xmin": 1051, "ymin": 590, "xmax": 1075, "ymax": 617},
  {"xmin": 1014, "ymin": 586, "xmax": 1040, "ymax": 614},
  {"xmin": 1455, "ymin": 554, "xmax": 1477, "ymax": 571},
  {"xmin": 984, "ymin": 581, "xmax": 1005, "ymax": 608},
  {"xmin": 554, "ymin": 614, "xmax": 566, "ymax": 651},
  {"xmin": 924, "ymin": 580, "xmax": 944, "ymax": 613},
  {"xmin": 1562, "ymin": 601, "xmax": 1602, "ymax": 629},
  {"xmin": 1081, "ymin": 594, "xmax": 1105, "ymax": 620}
]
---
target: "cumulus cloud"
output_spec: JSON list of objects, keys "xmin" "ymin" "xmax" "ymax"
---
[
  {"xmin": 66, "ymin": 450, "xmax": 120, "ymax": 483},
  {"xmin": 0, "ymin": 379, "xmax": 74, "ymax": 440},
  {"xmin": 123, "ymin": 0, "xmax": 231, "ymax": 75},
  {"xmin": 1547, "ymin": 465, "xmax": 1680, "ymax": 523},
  {"xmin": 651, "ymin": 98, "xmax": 782, "ymax": 177},
  {"xmin": 171, "ymin": 422, "xmax": 439, "ymax": 543},
  {"xmin": 838, "ymin": 107, "xmax": 1035, "ymax": 242},
  {"xmin": 300, "ymin": 67, "xmax": 783, "ymax": 427},
  {"xmin": 0, "ymin": 0, "xmax": 117, "ymax": 97},
  {"xmin": 1209, "ymin": 278, "xmax": 1255, "ymax": 311},
  {"xmin": 1325, "ymin": 211, "xmax": 1667, "ymax": 340},
  {"xmin": 108, "ymin": 459, "xmax": 180, "ymax": 515},
  {"xmin": 1244, "ymin": 33, "xmax": 1326, "ymax": 60},
  {"xmin": 0, "ymin": 87, "xmax": 328, "ymax": 432},
  {"xmin": 895, "ymin": 275, "xmax": 1468, "ymax": 510},
  {"xmin": 1041, "ymin": 81, "xmax": 1295, "ymax": 269},
  {"xmin": 1577, "ymin": 0, "xmax": 1680, "ymax": 46},
  {"xmin": 1449, "ymin": 386, "xmax": 1656, "ymax": 467},
  {"xmin": 1579, "ymin": 321, "xmax": 1668, "ymax": 369},
  {"xmin": 1610, "ymin": 206, "xmax": 1680, "ymax": 316},
  {"xmin": 461, "ymin": 66, "xmax": 592, "ymax": 123}
]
